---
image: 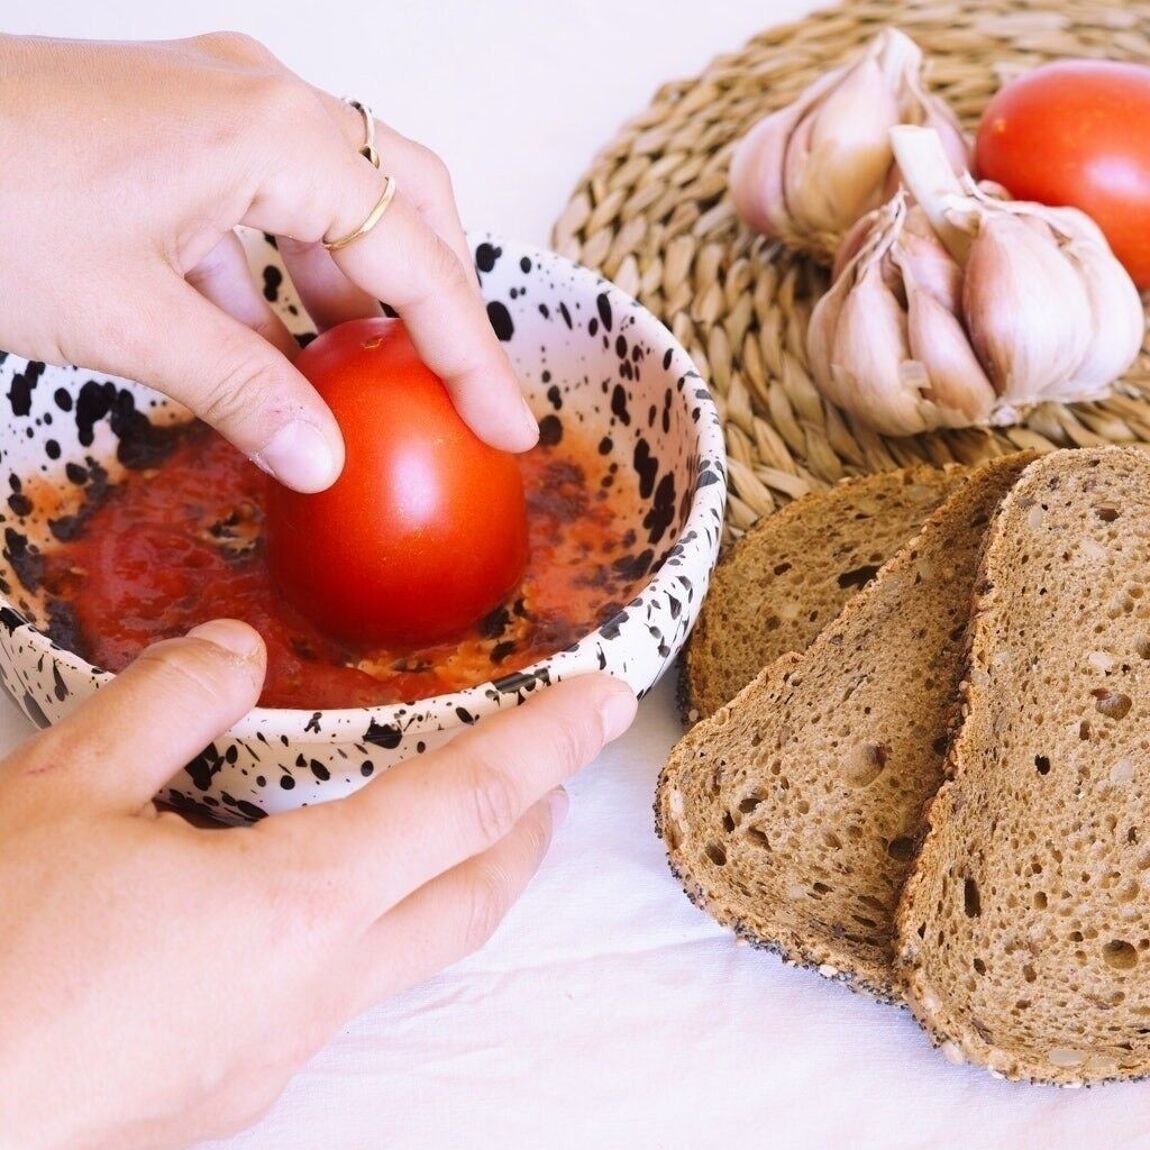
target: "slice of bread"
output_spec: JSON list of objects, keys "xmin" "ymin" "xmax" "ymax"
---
[
  {"xmin": 681, "ymin": 464, "xmax": 971, "ymax": 723},
  {"xmin": 656, "ymin": 452, "xmax": 1033, "ymax": 1001},
  {"xmin": 897, "ymin": 447, "xmax": 1150, "ymax": 1084}
]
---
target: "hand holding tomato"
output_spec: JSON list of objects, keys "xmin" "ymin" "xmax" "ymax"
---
[
  {"xmin": 976, "ymin": 59, "xmax": 1150, "ymax": 289},
  {"xmin": 266, "ymin": 319, "xmax": 530, "ymax": 646},
  {"xmin": 0, "ymin": 33, "xmax": 538, "ymax": 497}
]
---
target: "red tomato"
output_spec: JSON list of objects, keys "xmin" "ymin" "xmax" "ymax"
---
[
  {"xmin": 266, "ymin": 318, "xmax": 529, "ymax": 647},
  {"xmin": 975, "ymin": 59, "xmax": 1150, "ymax": 288}
]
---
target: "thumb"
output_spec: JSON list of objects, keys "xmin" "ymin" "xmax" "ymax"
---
[
  {"xmin": 127, "ymin": 275, "xmax": 345, "ymax": 493},
  {"xmin": 14, "ymin": 620, "xmax": 265, "ymax": 814}
]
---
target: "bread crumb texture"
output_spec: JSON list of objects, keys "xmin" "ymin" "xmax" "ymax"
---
[
  {"xmin": 658, "ymin": 454, "xmax": 1031, "ymax": 1001},
  {"xmin": 897, "ymin": 447, "xmax": 1150, "ymax": 1085},
  {"xmin": 681, "ymin": 465, "xmax": 970, "ymax": 723}
]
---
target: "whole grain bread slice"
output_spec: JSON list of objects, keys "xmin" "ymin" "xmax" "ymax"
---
[
  {"xmin": 681, "ymin": 464, "xmax": 971, "ymax": 724},
  {"xmin": 897, "ymin": 447, "xmax": 1150, "ymax": 1084},
  {"xmin": 656, "ymin": 452, "xmax": 1033, "ymax": 1001}
]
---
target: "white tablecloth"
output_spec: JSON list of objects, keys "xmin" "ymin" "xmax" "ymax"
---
[{"xmin": 9, "ymin": 3, "xmax": 1150, "ymax": 1146}]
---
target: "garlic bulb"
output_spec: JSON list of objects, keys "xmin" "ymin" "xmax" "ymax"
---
[
  {"xmin": 1042, "ymin": 207, "xmax": 1148, "ymax": 397},
  {"xmin": 804, "ymin": 126, "xmax": 1145, "ymax": 436},
  {"xmin": 808, "ymin": 193, "xmax": 995, "ymax": 436},
  {"xmin": 902, "ymin": 257, "xmax": 996, "ymax": 423},
  {"xmin": 961, "ymin": 210, "xmax": 1094, "ymax": 415},
  {"xmin": 729, "ymin": 27, "xmax": 968, "ymax": 263}
]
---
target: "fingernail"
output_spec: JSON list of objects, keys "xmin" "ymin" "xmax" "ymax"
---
[
  {"xmin": 600, "ymin": 684, "xmax": 638, "ymax": 742},
  {"xmin": 547, "ymin": 786, "xmax": 570, "ymax": 829},
  {"xmin": 187, "ymin": 619, "xmax": 263, "ymax": 660},
  {"xmin": 252, "ymin": 420, "xmax": 339, "ymax": 493},
  {"xmin": 518, "ymin": 396, "xmax": 540, "ymax": 444}
]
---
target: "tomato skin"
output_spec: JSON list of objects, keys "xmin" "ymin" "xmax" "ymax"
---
[
  {"xmin": 266, "ymin": 318, "xmax": 529, "ymax": 647},
  {"xmin": 975, "ymin": 59, "xmax": 1150, "ymax": 288}
]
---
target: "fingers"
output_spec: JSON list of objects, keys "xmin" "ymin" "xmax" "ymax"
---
[
  {"xmin": 371, "ymin": 121, "xmax": 474, "ymax": 287},
  {"xmin": 122, "ymin": 273, "xmax": 345, "ymax": 492},
  {"xmin": 330, "ymin": 190, "xmax": 539, "ymax": 452},
  {"xmin": 317, "ymin": 92, "xmax": 475, "ymax": 284},
  {"xmin": 243, "ymin": 129, "xmax": 539, "ymax": 453},
  {"xmin": 265, "ymin": 675, "xmax": 636, "ymax": 919},
  {"xmin": 274, "ymin": 120, "xmax": 477, "ymax": 334},
  {"xmin": 8, "ymin": 621, "xmax": 265, "ymax": 813},
  {"xmin": 185, "ymin": 231, "xmax": 300, "ymax": 361},
  {"xmin": 276, "ymin": 236, "xmax": 382, "ymax": 333},
  {"xmin": 340, "ymin": 790, "xmax": 567, "ymax": 1015}
]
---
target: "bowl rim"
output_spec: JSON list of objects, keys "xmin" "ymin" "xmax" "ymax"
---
[{"xmin": 0, "ymin": 232, "xmax": 727, "ymax": 739}]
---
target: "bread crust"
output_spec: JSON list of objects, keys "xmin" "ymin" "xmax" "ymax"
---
[
  {"xmin": 680, "ymin": 465, "xmax": 971, "ymax": 725},
  {"xmin": 658, "ymin": 453, "xmax": 1033, "ymax": 1001},
  {"xmin": 896, "ymin": 447, "xmax": 1150, "ymax": 1085}
]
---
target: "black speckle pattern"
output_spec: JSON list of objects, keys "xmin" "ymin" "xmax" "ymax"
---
[
  {"xmin": 633, "ymin": 439, "xmax": 658, "ymax": 499},
  {"xmin": 596, "ymin": 292, "xmax": 613, "ymax": 333},
  {"xmin": 262, "ymin": 266, "xmax": 283, "ymax": 302},
  {"xmin": 0, "ymin": 231, "xmax": 727, "ymax": 823},
  {"xmin": 364, "ymin": 720, "xmax": 403, "ymax": 750},
  {"xmin": 486, "ymin": 301, "xmax": 514, "ymax": 342},
  {"xmin": 537, "ymin": 414, "xmax": 563, "ymax": 447},
  {"xmin": 475, "ymin": 242, "xmax": 502, "ymax": 273},
  {"xmin": 0, "ymin": 607, "xmax": 25, "ymax": 633},
  {"xmin": 186, "ymin": 743, "xmax": 225, "ymax": 792},
  {"xmin": 21, "ymin": 691, "xmax": 48, "ymax": 729},
  {"xmin": 8, "ymin": 361, "xmax": 45, "ymax": 418},
  {"xmin": 610, "ymin": 384, "xmax": 631, "ymax": 426}
]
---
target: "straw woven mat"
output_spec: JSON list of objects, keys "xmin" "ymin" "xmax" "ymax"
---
[{"xmin": 552, "ymin": 0, "xmax": 1150, "ymax": 540}]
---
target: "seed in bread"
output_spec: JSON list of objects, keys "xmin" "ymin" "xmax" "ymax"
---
[
  {"xmin": 657, "ymin": 453, "xmax": 1032, "ymax": 1001},
  {"xmin": 897, "ymin": 446, "xmax": 1150, "ymax": 1084},
  {"xmin": 681, "ymin": 464, "xmax": 971, "ymax": 723}
]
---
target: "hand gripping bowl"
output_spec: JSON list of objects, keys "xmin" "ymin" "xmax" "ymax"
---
[{"xmin": 0, "ymin": 234, "xmax": 726, "ymax": 823}]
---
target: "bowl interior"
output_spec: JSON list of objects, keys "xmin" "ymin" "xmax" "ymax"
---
[{"xmin": 0, "ymin": 232, "xmax": 725, "ymax": 819}]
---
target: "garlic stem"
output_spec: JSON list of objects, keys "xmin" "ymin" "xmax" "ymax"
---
[{"xmin": 888, "ymin": 125, "xmax": 971, "ymax": 263}]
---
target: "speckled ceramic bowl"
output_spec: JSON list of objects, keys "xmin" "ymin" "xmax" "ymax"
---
[{"xmin": 0, "ymin": 233, "xmax": 725, "ymax": 822}]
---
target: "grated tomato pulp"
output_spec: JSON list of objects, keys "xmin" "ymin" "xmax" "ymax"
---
[{"xmin": 42, "ymin": 422, "xmax": 649, "ymax": 709}]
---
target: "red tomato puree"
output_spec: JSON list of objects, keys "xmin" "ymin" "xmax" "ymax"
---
[{"xmin": 41, "ymin": 423, "xmax": 647, "ymax": 709}]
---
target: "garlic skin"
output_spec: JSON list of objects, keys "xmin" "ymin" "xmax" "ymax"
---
[
  {"xmin": 962, "ymin": 211, "xmax": 1094, "ymax": 408},
  {"xmin": 902, "ymin": 261, "xmax": 996, "ymax": 425},
  {"xmin": 730, "ymin": 69, "xmax": 842, "ymax": 242},
  {"xmin": 830, "ymin": 258, "xmax": 927, "ymax": 437},
  {"xmin": 804, "ymin": 127, "xmax": 1144, "ymax": 437},
  {"xmin": 894, "ymin": 124, "xmax": 1144, "ymax": 419},
  {"xmin": 895, "ymin": 209, "xmax": 963, "ymax": 313},
  {"xmin": 781, "ymin": 55, "xmax": 901, "ymax": 243},
  {"xmin": 730, "ymin": 28, "xmax": 969, "ymax": 262},
  {"xmin": 1046, "ymin": 208, "xmax": 1147, "ymax": 396},
  {"xmin": 809, "ymin": 193, "xmax": 993, "ymax": 436},
  {"xmin": 806, "ymin": 251, "xmax": 854, "ymax": 397}
]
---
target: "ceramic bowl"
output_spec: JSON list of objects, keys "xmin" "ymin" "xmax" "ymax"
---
[{"xmin": 0, "ymin": 233, "xmax": 726, "ymax": 822}]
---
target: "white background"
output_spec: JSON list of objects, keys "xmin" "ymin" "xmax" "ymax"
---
[{"xmin": 9, "ymin": 3, "xmax": 1150, "ymax": 1148}]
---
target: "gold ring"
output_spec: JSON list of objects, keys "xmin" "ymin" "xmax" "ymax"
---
[
  {"xmin": 322, "ymin": 175, "xmax": 399, "ymax": 252},
  {"xmin": 344, "ymin": 99, "xmax": 380, "ymax": 168}
]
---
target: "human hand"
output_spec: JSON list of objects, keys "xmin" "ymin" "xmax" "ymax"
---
[
  {"xmin": 0, "ymin": 32, "xmax": 538, "ymax": 493},
  {"xmin": 0, "ymin": 620, "xmax": 636, "ymax": 1149}
]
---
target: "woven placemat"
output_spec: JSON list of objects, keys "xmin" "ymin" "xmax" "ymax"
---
[{"xmin": 552, "ymin": 0, "xmax": 1150, "ymax": 538}]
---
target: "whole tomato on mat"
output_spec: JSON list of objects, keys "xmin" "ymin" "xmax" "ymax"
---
[
  {"xmin": 266, "ymin": 318, "xmax": 529, "ymax": 647},
  {"xmin": 975, "ymin": 59, "xmax": 1150, "ymax": 289}
]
